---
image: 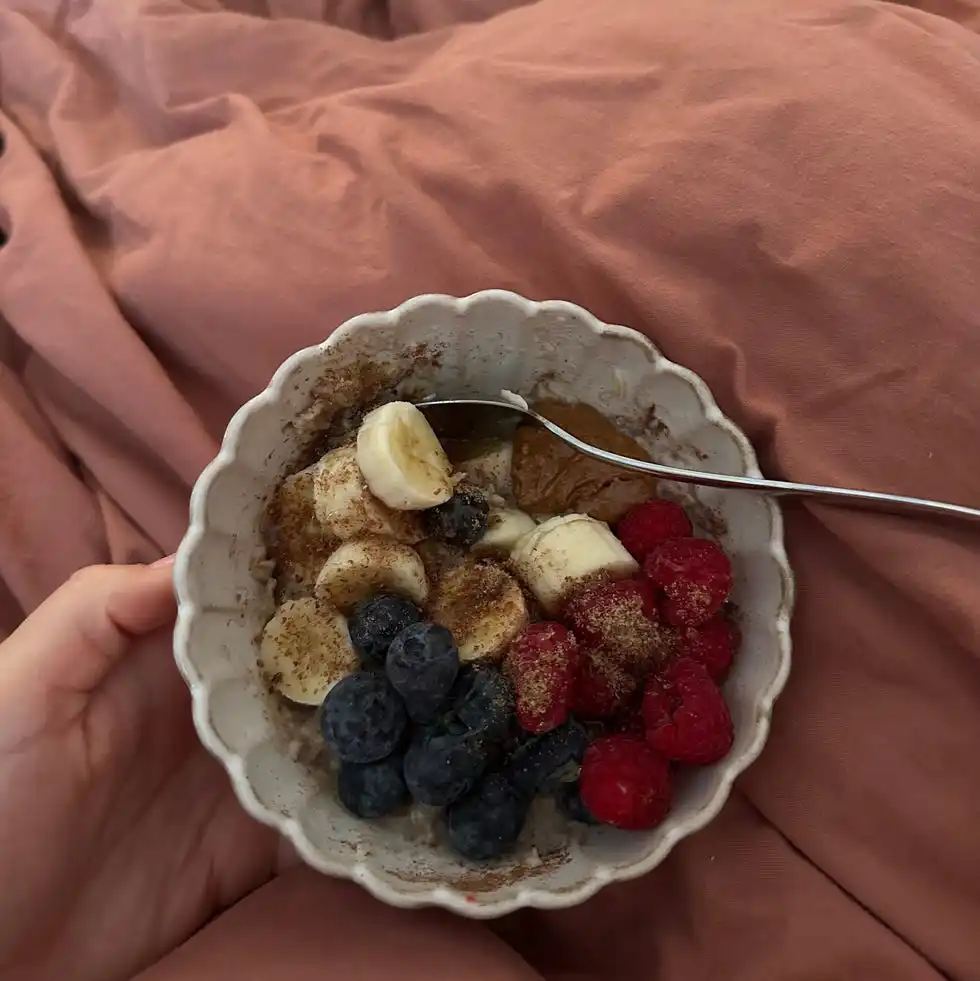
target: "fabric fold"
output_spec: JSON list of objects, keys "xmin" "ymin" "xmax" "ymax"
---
[{"xmin": 1, "ymin": 1, "xmax": 978, "ymax": 977}]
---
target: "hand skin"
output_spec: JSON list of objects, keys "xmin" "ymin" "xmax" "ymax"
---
[{"xmin": 0, "ymin": 562, "xmax": 281, "ymax": 981}]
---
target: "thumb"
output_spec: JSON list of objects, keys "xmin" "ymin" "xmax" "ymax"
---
[{"xmin": 1, "ymin": 559, "xmax": 177, "ymax": 696}]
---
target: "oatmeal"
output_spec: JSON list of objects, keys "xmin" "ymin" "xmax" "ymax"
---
[{"xmin": 259, "ymin": 396, "xmax": 740, "ymax": 862}]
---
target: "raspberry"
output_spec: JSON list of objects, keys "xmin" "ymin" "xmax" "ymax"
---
[
  {"xmin": 614, "ymin": 696, "xmax": 647, "ymax": 737},
  {"xmin": 617, "ymin": 498, "xmax": 693, "ymax": 560},
  {"xmin": 564, "ymin": 578, "xmax": 673, "ymax": 673},
  {"xmin": 642, "ymin": 657, "xmax": 734, "ymax": 765},
  {"xmin": 579, "ymin": 735, "xmax": 672, "ymax": 830},
  {"xmin": 676, "ymin": 616, "xmax": 740, "ymax": 683},
  {"xmin": 505, "ymin": 623, "xmax": 580, "ymax": 734},
  {"xmin": 644, "ymin": 537, "xmax": 732, "ymax": 626},
  {"xmin": 570, "ymin": 644, "xmax": 639, "ymax": 719}
]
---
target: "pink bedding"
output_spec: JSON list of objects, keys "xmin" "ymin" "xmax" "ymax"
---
[{"xmin": 2, "ymin": 1, "xmax": 980, "ymax": 978}]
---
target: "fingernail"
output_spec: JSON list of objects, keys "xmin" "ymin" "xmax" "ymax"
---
[{"xmin": 150, "ymin": 553, "xmax": 176, "ymax": 568}]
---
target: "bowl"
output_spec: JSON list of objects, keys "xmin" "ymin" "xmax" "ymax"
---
[{"xmin": 173, "ymin": 290, "xmax": 794, "ymax": 917}]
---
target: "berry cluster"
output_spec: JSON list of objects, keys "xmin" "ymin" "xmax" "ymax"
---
[
  {"xmin": 321, "ymin": 496, "xmax": 739, "ymax": 858},
  {"xmin": 321, "ymin": 592, "xmax": 588, "ymax": 862},
  {"xmin": 503, "ymin": 497, "xmax": 739, "ymax": 831}
]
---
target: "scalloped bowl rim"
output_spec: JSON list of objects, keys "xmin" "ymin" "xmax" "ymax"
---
[{"xmin": 173, "ymin": 289, "xmax": 794, "ymax": 918}]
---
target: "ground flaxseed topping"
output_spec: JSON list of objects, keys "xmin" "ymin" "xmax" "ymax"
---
[
  {"xmin": 267, "ymin": 468, "xmax": 338, "ymax": 596},
  {"xmin": 566, "ymin": 583, "xmax": 676, "ymax": 670},
  {"xmin": 314, "ymin": 446, "xmax": 424, "ymax": 544},
  {"xmin": 428, "ymin": 559, "xmax": 528, "ymax": 662},
  {"xmin": 294, "ymin": 342, "xmax": 439, "ymax": 466},
  {"xmin": 416, "ymin": 539, "xmax": 467, "ymax": 583},
  {"xmin": 587, "ymin": 645, "xmax": 639, "ymax": 699},
  {"xmin": 259, "ymin": 597, "xmax": 359, "ymax": 704},
  {"xmin": 680, "ymin": 583, "xmax": 712, "ymax": 610},
  {"xmin": 511, "ymin": 647, "xmax": 563, "ymax": 719},
  {"xmin": 314, "ymin": 535, "xmax": 428, "ymax": 611}
]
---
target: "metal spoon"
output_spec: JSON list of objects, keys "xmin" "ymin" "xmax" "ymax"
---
[{"xmin": 417, "ymin": 397, "xmax": 980, "ymax": 525}]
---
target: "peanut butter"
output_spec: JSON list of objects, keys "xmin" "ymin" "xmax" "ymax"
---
[{"xmin": 511, "ymin": 400, "xmax": 658, "ymax": 523}]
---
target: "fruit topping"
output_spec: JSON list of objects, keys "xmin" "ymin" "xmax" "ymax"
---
[
  {"xmin": 613, "ymin": 696, "xmax": 647, "ymax": 737},
  {"xmin": 264, "ymin": 388, "xmax": 750, "ymax": 867},
  {"xmin": 428, "ymin": 559, "xmax": 528, "ymax": 662},
  {"xmin": 507, "ymin": 717, "xmax": 589, "ymax": 797},
  {"xmin": 644, "ymin": 537, "xmax": 733, "ymax": 626},
  {"xmin": 449, "ymin": 438, "xmax": 514, "ymax": 498},
  {"xmin": 570, "ymin": 644, "xmax": 640, "ymax": 719},
  {"xmin": 675, "ymin": 616, "xmax": 740, "ymax": 683},
  {"xmin": 505, "ymin": 622, "xmax": 581, "ymax": 734},
  {"xmin": 642, "ymin": 657, "xmax": 734, "ymax": 764},
  {"xmin": 258, "ymin": 597, "xmax": 359, "ymax": 706},
  {"xmin": 423, "ymin": 489, "xmax": 490, "ymax": 548},
  {"xmin": 564, "ymin": 578, "xmax": 674, "ymax": 674},
  {"xmin": 314, "ymin": 536, "xmax": 429, "ymax": 611},
  {"xmin": 555, "ymin": 780, "xmax": 599, "ymax": 825},
  {"xmin": 448, "ymin": 664, "xmax": 515, "ymax": 744},
  {"xmin": 446, "ymin": 773, "xmax": 529, "ymax": 862},
  {"xmin": 579, "ymin": 735, "xmax": 672, "ymax": 830},
  {"xmin": 347, "ymin": 592, "xmax": 423, "ymax": 665},
  {"xmin": 321, "ymin": 671, "xmax": 408, "ymax": 764},
  {"xmin": 472, "ymin": 507, "xmax": 537, "ymax": 558},
  {"xmin": 267, "ymin": 464, "xmax": 336, "ymax": 588},
  {"xmin": 385, "ymin": 622, "xmax": 460, "ymax": 724},
  {"xmin": 311, "ymin": 444, "xmax": 423, "ymax": 543},
  {"xmin": 337, "ymin": 755, "xmax": 410, "ymax": 819},
  {"xmin": 403, "ymin": 727, "xmax": 488, "ymax": 806},
  {"xmin": 510, "ymin": 513, "xmax": 639, "ymax": 615},
  {"xmin": 617, "ymin": 498, "xmax": 693, "ymax": 560},
  {"xmin": 355, "ymin": 401, "xmax": 455, "ymax": 510}
]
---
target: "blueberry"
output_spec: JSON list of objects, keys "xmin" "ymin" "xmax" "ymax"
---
[
  {"xmin": 423, "ymin": 490, "xmax": 489, "ymax": 548},
  {"xmin": 403, "ymin": 727, "xmax": 487, "ymax": 806},
  {"xmin": 446, "ymin": 773, "xmax": 529, "ymax": 862},
  {"xmin": 555, "ymin": 780, "xmax": 599, "ymax": 825},
  {"xmin": 337, "ymin": 755, "xmax": 409, "ymax": 819},
  {"xmin": 448, "ymin": 664, "xmax": 515, "ymax": 743},
  {"xmin": 508, "ymin": 718, "xmax": 589, "ymax": 798},
  {"xmin": 321, "ymin": 671, "xmax": 407, "ymax": 764},
  {"xmin": 348, "ymin": 593, "xmax": 423, "ymax": 665},
  {"xmin": 386, "ymin": 622, "xmax": 460, "ymax": 723}
]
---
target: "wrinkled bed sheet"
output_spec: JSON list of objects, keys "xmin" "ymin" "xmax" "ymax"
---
[{"xmin": 2, "ymin": 1, "xmax": 980, "ymax": 978}]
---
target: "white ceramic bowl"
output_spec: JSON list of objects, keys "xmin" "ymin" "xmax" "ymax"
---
[{"xmin": 173, "ymin": 290, "xmax": 794, "ymax": 917}]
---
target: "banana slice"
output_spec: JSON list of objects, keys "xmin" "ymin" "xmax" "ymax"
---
[
  {"xmin": 314, "ymin": 536, "xmax": 429, "ymax": 612},
  {"xmin": 259, "ymin": 598, "xmax": 359, "ymax": 705},
  {"xmin": 452, "ymin": 439, "xmax": 514, "ymax": 498},
  {"xmin": 510, "ymin": 514, "xmax": 639, "ymax": 614},
  {"xmin": 429, "ymin": 560, "xmax": 529, "ymax": 663},
  {"xmin": 473, "ymin": 508, "xmax": 537, "ymax": 558},
  {"xmin": 269, "ymin": 464, "xmax": 337, "ymax": 589},
  {"xmin": 356, "ymin": 401, "xmax": 454, "ymax": 510},
  {"xmin": 312, "ymin": 444, "xmax": 423, "ymax": 543}
]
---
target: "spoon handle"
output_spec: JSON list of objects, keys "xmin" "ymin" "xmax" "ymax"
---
[{"xmin": 534, "ymin": 416, "xmax": 980, "ymax": 525}]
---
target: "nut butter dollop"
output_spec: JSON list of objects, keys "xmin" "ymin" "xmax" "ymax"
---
[{"xmin": 511, "ymin": 400, "xmax": 658, "ymax": 523}]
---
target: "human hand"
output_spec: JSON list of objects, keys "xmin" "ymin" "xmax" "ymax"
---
[{"xmin": 0, "ymin": 562, "xmax": 282, "ymax": 981}]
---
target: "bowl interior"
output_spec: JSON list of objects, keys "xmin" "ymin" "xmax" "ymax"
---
[{"xmin": 175, "ymin": 292, "xmax": 793, "ymax": 915}]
